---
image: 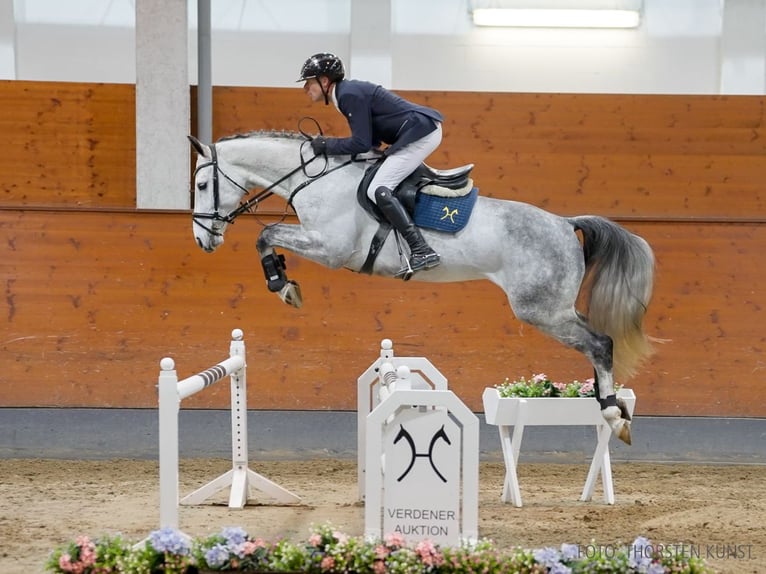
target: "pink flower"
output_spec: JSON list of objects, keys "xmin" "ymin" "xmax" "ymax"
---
[
  {"xmin": 531, "ymin": 373, "xmax": 548, "ymax": 383},
  {"xmin": 415, "ymin": 540, "xmax": 444, "ymax": 566},
  {"xmin": 58, "ymin": 554, "xmax": 85, "ymax": 574},
  {"xmin": 332, "ymin": 530, "xmax": 348, "ymax": 544},
  {"xmin": 580, "ymin": 379, "xmax": 595, "ymax": 395},
  {"xmin": 58, "ymin": 554, "xmax": 72, "ymax": 571},
  {"xmin": 373, "ymin": 559, "xmax": 387, "ymax": 574},
  {"xmin": 384, "ymin": 532, "xmax": 406, "ymax": 548},
  {"xmin": 308, "ymin": 533, "xmax": 323, "ymax": 547},
  {"xmin": 553, "ymin": 382, "xmax": 568, "ymax": 391},
  {"xmin": 242, "ymin": 540, "xmax": 257, "ymax": 555},
  {"xmin": 253, "ymin": 537, "xmax": 268, "ymax": 548},
  {"xmin": 79, "ymin": 547, "xmax": 96, "ymax": 567},
  {"xmin": 375, "ymin": 544, "xmax": 390, "ymax": 559},
  {"xmin": 320, "ymin": 556, "xmax": 335, "ymax": 570}
]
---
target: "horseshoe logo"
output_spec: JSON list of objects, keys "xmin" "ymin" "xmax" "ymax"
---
[{"xmin": 393, "ymin": 424, "xmax": 451, "ymax": 483}]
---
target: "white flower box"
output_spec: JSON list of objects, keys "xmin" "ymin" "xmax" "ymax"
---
[
  {"xmin": 481, "ymin": 387, "xmax": 636, "ymax": 507},
  {"xmin": 483, "ymin": 387, "xmax": 636, "ymax": 426}
]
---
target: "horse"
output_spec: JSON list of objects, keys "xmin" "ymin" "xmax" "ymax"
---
[{"xmin": 188, "ymin": 130, "xmax": 655, "ymax": 445}]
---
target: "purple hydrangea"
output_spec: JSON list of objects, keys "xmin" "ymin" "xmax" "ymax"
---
[
  {"xmin": 560, "ymin": 543, "xmax": 580, "ymax": 561},
  {"xmin": 533, "ymin": 546, "xmax": 561, "ymax": 568},
  {"xmin": 629, "ymin": 536, "xmax": 654, "ymax": 570},
  {"xmin": 205, "ymin": 543, "xmax": 231, "ymax": 568},
  {"xmin": 148, "ymin": 527, "xmax": 191, "ymax": 555},
  {"xmin": 222, "ymin": 526, "xmax": 248, "ymax": 546}
]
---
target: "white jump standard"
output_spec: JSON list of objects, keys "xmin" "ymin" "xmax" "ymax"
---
[{"xmin": 157, "ymin": 328, "xmax": 299, "ymax": 532}]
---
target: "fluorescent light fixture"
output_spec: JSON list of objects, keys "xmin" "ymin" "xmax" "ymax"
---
[{"xmin": 472, "ymin": 4, "xmax": 641, "ymax": 29}]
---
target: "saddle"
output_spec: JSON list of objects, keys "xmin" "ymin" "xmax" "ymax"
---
[
  {"xmin": 357, "ymin": 160, "xmax": 479, "ymax": 274},
  {"xmin": 357, "ymin": 161, "xmax": 475, "ymax": 222}
]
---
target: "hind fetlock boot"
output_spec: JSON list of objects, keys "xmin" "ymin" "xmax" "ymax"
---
[{"xmin": 375, "ymin": 186, "xmax": 440, "ymax": 273}]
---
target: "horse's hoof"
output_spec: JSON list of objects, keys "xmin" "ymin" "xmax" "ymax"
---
[
  {"xmin": 278, "ymin": 280, "xmax": 302, "ymax": 308},
  {"xmin": 616, "ymin": 420, "xmax": 632, "ymax": 445}
]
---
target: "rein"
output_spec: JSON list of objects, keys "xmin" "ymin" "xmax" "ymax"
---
[{"xmin": 192, "ymin": 135, "xmax": 353, "ymax": 237}]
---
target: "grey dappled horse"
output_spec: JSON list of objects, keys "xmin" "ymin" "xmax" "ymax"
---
[{"xmin": 188, "ymin": 131, "xmax": 655, "ymax": 444}]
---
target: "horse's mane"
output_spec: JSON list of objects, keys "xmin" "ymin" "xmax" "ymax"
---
[{"xmin": 217, "ymin": 130, "xmax": 304, "ymax": 143}]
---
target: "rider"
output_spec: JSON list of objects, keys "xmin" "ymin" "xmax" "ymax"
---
[{"xmin": 298, "ymin": 52, "xmax": 443, "ymax": 275}]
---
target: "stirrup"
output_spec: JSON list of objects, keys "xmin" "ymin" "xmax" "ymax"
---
[
  {"xmin": 394, "ymin": 252, "xmax": 440, "ymax": 281},
  {"xmin": 395, "ymin": 262, "xmax": 415, "ymax": 282}
]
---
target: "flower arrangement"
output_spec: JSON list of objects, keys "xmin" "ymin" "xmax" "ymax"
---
[
  {"xmin": 45, "ymin": 534, "xmax": 129, "ymax": 573},
  {"xmin": 123, "ymin": 527, "xmax": 195, "ymax": 574},
  {"xmin": 495, "ymin": 373, "xmax": 618, "ymax": 399},
  {"xmin": 194, "ymin": 526, "xmax": 271, "ymax": 571},
  {"xmin": 44, "ymin": 523, "xmax": 713, "ymax": 574}
]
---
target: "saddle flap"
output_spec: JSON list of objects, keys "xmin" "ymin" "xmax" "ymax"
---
[{"xmin": 413, "ymin": 186, "xmax": 479, "ymax": 233}]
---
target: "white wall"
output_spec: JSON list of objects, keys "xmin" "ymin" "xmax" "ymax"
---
[{"xmin": 6, "ymin": 0, "xmax": 766, "ymax": 94}]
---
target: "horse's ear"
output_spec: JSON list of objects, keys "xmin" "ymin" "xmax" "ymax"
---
[{"xmin": 188, "ymin": 135, "xmax": 211, "ymax": 158}]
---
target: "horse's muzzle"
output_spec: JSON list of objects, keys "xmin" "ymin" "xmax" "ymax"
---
[{"xmin": 196, "ymin": 237, "xmax": 217, "ymax": 253}]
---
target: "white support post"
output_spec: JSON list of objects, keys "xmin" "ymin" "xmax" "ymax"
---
[
  {"xmin": 581, "ymin": 423, "xmax": 616, "ymax": 504},
  {"xmin": 156, "ymin": 328, "xmax": 300, "ymax": 536},
  {"xmin": 158, "ymin": 357, "xmax": 181, "ymax": 530}
]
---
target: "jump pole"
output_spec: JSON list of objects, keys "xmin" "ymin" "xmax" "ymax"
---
[{"xmin": 158, "ymin": 328, "xmax": 299, "ymax": 531}]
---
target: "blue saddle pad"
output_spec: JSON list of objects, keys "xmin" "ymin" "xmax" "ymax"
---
[{"xmin": 413, "ymin": 187, "xmax": 479, "ymax": 233}]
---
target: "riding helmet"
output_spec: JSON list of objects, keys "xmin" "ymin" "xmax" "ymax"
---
[{"xmin": 297, "ymin": 53, "xmax": 345, "ymax": 83}]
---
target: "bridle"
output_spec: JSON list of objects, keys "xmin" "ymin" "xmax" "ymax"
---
[
  {"xmin": 191, "ymin": 122, "xmax": 355, "ymax": 237},
  {"xmin": 191, "ymin": 140, "xmax": 319, "ymax": 237}
]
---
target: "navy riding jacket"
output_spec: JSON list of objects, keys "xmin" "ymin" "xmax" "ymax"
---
[{"xmin": 324, "ymin": 79, "xmax": 443, "ymax": 156}]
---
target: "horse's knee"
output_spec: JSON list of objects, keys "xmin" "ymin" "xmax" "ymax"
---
[{"xmin": 256, "ymin": 232, "xmax": 274, "ymax": 254}]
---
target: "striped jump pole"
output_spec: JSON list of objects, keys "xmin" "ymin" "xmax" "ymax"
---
[{"xmin": 157, "ymin": 328, "xmax": 300, "ymax": 532}]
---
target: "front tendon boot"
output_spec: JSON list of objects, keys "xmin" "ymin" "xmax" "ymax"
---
[
  {"xmin": 261, "ymin": 252, "xmax": 287, "ymax": 292},
  {"xmin": 375, "ymin": 186, "xmax": 440, "ymax": 276}
]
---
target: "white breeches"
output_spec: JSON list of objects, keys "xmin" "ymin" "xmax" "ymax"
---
[{"xmin": 367, "ymin": 122, "xmax": 443, "ymax": 202}]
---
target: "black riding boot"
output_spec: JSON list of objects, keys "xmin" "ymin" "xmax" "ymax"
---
[{"xmin": 375, "ymin": 186, "xmax": 440, "ymax": 274}]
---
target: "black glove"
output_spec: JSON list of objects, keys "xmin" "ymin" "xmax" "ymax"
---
[{"xmin": 310, "ymin": 136, "xmax": 328, "ymax": 155}]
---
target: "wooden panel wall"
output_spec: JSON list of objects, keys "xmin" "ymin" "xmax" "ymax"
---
[
  {"xmin": 206, "ymin": 88, "xmax": 766, "ymax": 220},
  {"xmin": 1, "ymin": 81, "xmax": 764, "ymax": 417},
  {"xmin": 0, "ymin": 81, "xmax": 136, "ymax": 208}
]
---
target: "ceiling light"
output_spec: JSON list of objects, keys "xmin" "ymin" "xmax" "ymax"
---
[{"xmin": 471, "ymin": 1, "xmax": 642, "ymax": 29}]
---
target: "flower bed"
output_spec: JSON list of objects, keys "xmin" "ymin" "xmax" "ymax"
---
[
  {"xmin": 495, "ymin": 373, "xmax": 613, "ymax": 399},
  {"xmin": 46, "ymin": 523, "xmax": 713, "ymax": 573}
]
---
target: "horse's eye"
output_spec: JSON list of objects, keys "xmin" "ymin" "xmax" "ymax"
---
[{"xmin": 197, "ymin": 181, "xmax": 207, "ymax": 191}]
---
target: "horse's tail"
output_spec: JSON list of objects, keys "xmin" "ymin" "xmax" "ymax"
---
[{"xmin": 569, "ymin": 215, "xmax": 655, "ymax": 381}]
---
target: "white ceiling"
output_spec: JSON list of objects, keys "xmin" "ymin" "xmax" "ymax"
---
[{"xmin": 13, "ymin": 0, "xmax": 726, "ymax": 36}]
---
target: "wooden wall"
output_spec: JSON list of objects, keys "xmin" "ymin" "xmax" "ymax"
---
[{"xmin": 1, "ymin": 80, "xmax": 764, "ymax": 417}]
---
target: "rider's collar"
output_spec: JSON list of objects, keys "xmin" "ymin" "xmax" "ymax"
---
[{"xmin": 330, "ymin": 82, "xmax": 340, "ymax": 112}]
